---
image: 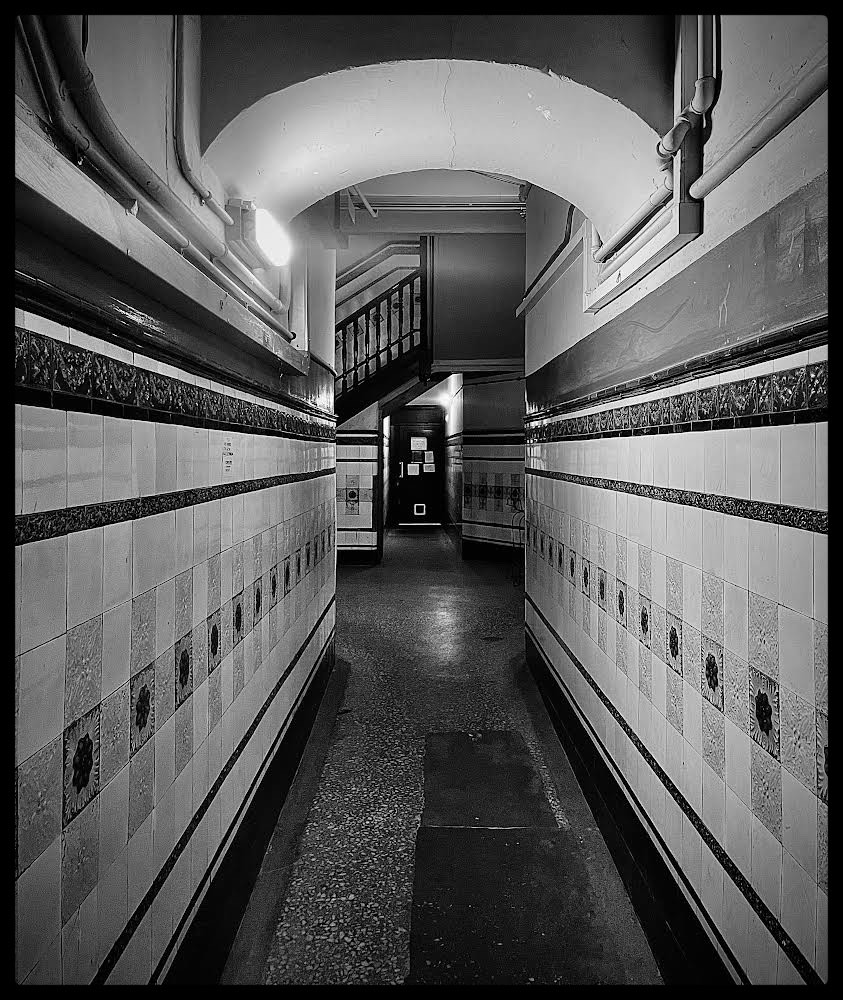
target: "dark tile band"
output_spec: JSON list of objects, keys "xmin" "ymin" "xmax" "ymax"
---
[
  {"xmin": 93, "ymin": 597, "xmax": 336, "ymax": 984},
  {"xmin": 525, "ymin": 360, "xmax": 827, "ymax": 441},
  {"xmin": 524, "ymin": 468, "xmax": 827, "ymax": 535},
  {"xmin": 525, "ymin": 595, "xmax": 822, "ymax": 986},
  {"xmin": 15, "ymin": 328, "xmax": 336, "ymax": 440},
  {"xmin": 15, "ymin": 467, "xmax": 336, "ymax": 546}
]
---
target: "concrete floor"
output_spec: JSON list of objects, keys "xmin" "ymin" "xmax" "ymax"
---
[{"xmin": 251, "ymin": 528, "xmax": 661, "ymax": 985}]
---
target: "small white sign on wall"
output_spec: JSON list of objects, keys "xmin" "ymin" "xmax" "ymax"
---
[
  {"xmin": 410, "ymin": 436, "xmax": 427, "ymax": 451},
  {"xmin": 222, "ymin": 436, "xmax": 235, "ymax": 478}
]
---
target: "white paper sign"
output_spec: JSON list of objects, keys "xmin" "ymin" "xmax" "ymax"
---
[
  {"xmin": 410, "ymin": 436, "xmax": 427, "ymax": 451},
  {"xmin": 423, "ymin": 463, "xmax": 435, "ymax": 473},
  {"xmin": 407, "ymin": 463, "xmax": 420, "ymax": 476},
  {"xmin": 222, "ymin": 437, "xmax": 235, "ymax": 478},
  {"xmin": 424, "ymin": 450, "xmax": 434, "ymax": 463}
]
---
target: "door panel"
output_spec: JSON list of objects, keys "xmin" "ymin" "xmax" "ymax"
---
[{"xmin": 396, "ymin": 421, "xmax": 444, "ymax": 524}]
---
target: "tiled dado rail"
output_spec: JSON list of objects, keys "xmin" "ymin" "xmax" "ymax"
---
[
  {"xmin": 14, "ymin": 321, "xmax": 338, "ymax": 984},
  {"xmin": 523, "ymin": 355, "xmax": 828, "ymax": 984},
  {"xmin": 459, "ymin": 431, "xmax": 526, "ymax": 548},
  {"xmin": 336, "ymin": 431, "xmax": 379, "ymax": 551}
]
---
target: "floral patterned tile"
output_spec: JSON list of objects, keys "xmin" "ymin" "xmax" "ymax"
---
[
  {"xmin": 65, "ymin": 616, "xmax": 103, "ymax": 728},
  {"xmin": 174, "ymin": 569, "xmax": 193, "ymax": 646},
  {"xmin": 751, "ymin": 741, "xmax": 782, "ymax": 841},
  {"xmin": 813, "ymin": 621, "xmax": 827, "ymax": 716},
  {"xmin": 616, "ymin": 579, "xmax": 627, "ymax": 629},
  {"xmin": 701, "ymin": 573, "xmax": 724, "ymax": 645},
  {"xmin": 597, "ymin": 567, "xmax": 607, "ymax": 611},
  {"xmin": 616, "ymin": 534, "xmax": 627, "ymax": 583},
  {"xmin": 174, "ymin": 632, "xmax": 193, "ymax": 709},
  {"xmin": 683, "ymin": 623, "xmax": 700, "ymax": 682},
  {"xmin": 269, "ymin": 562, "xmax": 279, "ymax": 609},
  {"xmin": 780, "ymin": 687, "xmax": 816, "ymax": 793},
  {"xmin": 616, "ymin": 627, "xmax": 627, "ymax": 676},
  {"xmin": 639, "ymin": 644, "xmax": 652, "ymax": 701},
  {"xmin": 61, "ymin": 795, "xmax": 99, "ymax": 925},
  {"xmin": 817, "ymin": 799, "xmax": 828, "ymax": 894},
  {"xmin": 581, "ymin": 521, "xmax": 590, "ymax": 560},
  {"xmin": 582, "ymin": 595, "xmax": 591, "ymax": 637},
  {"xmin": 639, "ymin": 546, "xmax": 652, "ymax": 600},
  {"xmin": 666, "ymin": 557, "xmax": 683, "ymax": 616},
  {"xmin": 244, "ymin": 581, "xmax": 254, "ymax": 636},
  {"xmin": 667, "ymin": 668, "xmax": 684, "ymax": 735},
  {"xmin": 701, "ymin": 634, "xmax": 724, "ymax": 711},
  {"xmin": 652, "ymin": 603, "xmax": 666, "ymax": 663},
  {"xmin": 221, "ymin": 600, "xmax": 233, "ymax": 660},
  {"xmin": 702, "ymin": 699, "xmax": 726, "ymax": 780},
  {"xmin": 207, "ymin": 609, "xmax": 221, "ymax": 673},
  {"xmin": 100, "ymin": 683, "xmax": 129, "ymax": 787},
  {"xmin": 749, "ymin": 665, "xmax": 780, "ymax": 760},
  {"xmin": 130, "ymin": 661, "xmax": 155, "ymax": 758},
  {"xmin": 283, "ymin": 557, "xmax": 292, "ymax": 596},
  {"xmin": 816, "ymin": 710, "xmax": 828, "ymax": 805},
  {"xmin": 254, "ymin": 617, "xmax": 263, "ymax": 668},
  {"xmin": 232, "ymin": 590, "xmax": 244, "ymax": 647},
  {"xmin": 16, "ymin": 736, "xmax": 62, "ymax": 877},
  {"xmin": 749, "ymin": 592, "xmax": 779, "ymax": 680},
  {"xmin": 62, "ymin": 704, "xmax": 100, "ymax": 828},
  {"xmin": 581, "ymin": 558, "xmax": 592, "ymax": 599},
  {"xmin": 598, "ymin": 528, "xmax": 607, "ymax": 571},
  {"xmin": 666, "ymin": 612, "xmax": 683, "ymax": 675},
  {"xmin": 232, "ymin": 541, "xmax": 243, "ymax": 594},
  {"xmin": 724, "ymin": 650, "xmax": 749, "ymax": 734},
  {"xmin": 208, "ymin": 553, "xmax": 222, "ymax": 615},
  {"xmin": 639, "ymin": 594, "xmax": 652, "ymax": 648}
]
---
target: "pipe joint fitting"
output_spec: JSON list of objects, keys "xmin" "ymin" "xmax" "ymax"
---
[{"xmin": 690, "ymin": 76, "xmax": 717, "ymax": 116}]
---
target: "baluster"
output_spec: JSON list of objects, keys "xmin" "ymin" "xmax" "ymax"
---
[
  {"xmin": 364, "ymin": 308, "xmax": 371, "ymax": 382},
  {"xmin": 341, "ymin": 324, "xmax": 348, "ymax": 393},
  {"xmin": 397, "ymin": 281, "xmax": 404, "ymax": 363},
  {"xmin": 352, "ymin": 317, "xmax": 359, "ymax": 387},
  {"xmin": 383, "ymin": 291, "xmax": 390, "ymax": 370},
  {"xmin": 407, "ymin": 279, "xmax": 414, "ymax": 355}
]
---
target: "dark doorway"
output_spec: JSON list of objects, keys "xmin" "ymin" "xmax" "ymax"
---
[{"xmin": 388, "ymin": 405, "xmax": 445, "ymax": 526}]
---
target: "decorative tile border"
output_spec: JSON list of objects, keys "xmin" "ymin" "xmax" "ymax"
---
[
  {"xmin": 525, "ymin": 360, "xmax": 827, "ymax": 442},
  {"xmin": 525, "ymin": 596, "xmax": 822, "ymax": 986},
  {"xmin": 15, "ymin": 328, "xmax": 336, "ymax": 441},
  {"xmin": 15, "ymin": 468, "xmax": 336, "ymax": 546},
  {"xmin": 524, "ymin": 468, "xmax": 828, "ymax": 535},
  {"xmin": 94, "ymin": 599, "xmax": 336, "ymax": 984}
]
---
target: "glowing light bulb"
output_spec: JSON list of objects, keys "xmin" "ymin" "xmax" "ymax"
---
[{"xmin": 255, "ymin": 208, "xmax": 292, "ymax": 267}]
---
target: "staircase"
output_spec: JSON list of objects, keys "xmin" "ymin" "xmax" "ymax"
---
[{"xmin": 334, "ymin": 238, "xmax": 431, "ymax": 423}]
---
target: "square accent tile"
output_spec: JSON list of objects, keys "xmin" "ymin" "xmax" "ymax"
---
[
  {"xmin": 666, "ymin": 557, "xmax": 683, "ymax": 615},
  {"xmin": 701, "ymin": 635, "xmax": 724, "ymax": 711},
  {"xmin": 667, "ymin": 668, "xmax": 683, "ymax": 735},
  {"xmin": 701, "ymin": 573, "xmax": 724, "ymax": 644},
  {"xmin": 254, "ymin": 577, "xmax": 264, "ymax": 623},
  {"xmin": 16, "ymin": 736, "xmax": 62, "ymax": 877},
  {"xmin": 780, "ymin": 687, "xmax": 816, "ymax": 793},
  {"xmin": 724, "ymin": 650, "xmax": 749, "ymax": 734},
  {"xmin": 154, "ymin": 648, "xmax": 174, "ymax": 729},
  {"xmin": 639, "ymin": 594, "xmax": 652, "ymax": 648},
  {"xmin": 100, "ymin": 683, "xmax": 129, "ymax": 787},
  {"xmin": 683, "ymin": 624, "xmax": 700, "ymax": 682},
  {"xmin": 207, "ymin": 553, "xmax": 221, "ymax": 615},
  {"xmin": 208, "ymin": 668, "xmax": 222, "ymax": 732},
  {"xmin": 666, "ymin": 612, "xmax": 683, "ymax": 675},
  {"xmin": 817, "ymin": 800, "xmax": 828, "ymax": 893},
  {"xmin": 174, "ymin": 700, "xmax": 193, "ymax": 779},
  {"xmin": 749, "ymin": 592, "xmax": 779, "ymax": 679},
  {"xmin": 62, "ymin": 704, "xmax": 100, "ymax": 828},
  {"xmin": 749, "ymin": 665, "xmax": 780, "ymax": 760},
  {"xmin": 652, "ymin": 604, "xmax": 666, "ymax": 663},
  {"xmin": 128, "ymin": 738, "xmax": 154, "ymax": 839},
  {"xmin": 598, "ymin": 528, "xmax": 607, "ymax": 570},
  {"xmin": 581, "ymin": 595, "xmax": 591, "ymax": 637},
  {"xmin": 597, "ymin": 608, "xmax": 607, "ymax": 653},
  {"xmin": 597, "ymin": 568, "xmax": 607, "ymax": 610},
  {"xmin": 193, "ymin": 621, "xmax": 208, "ymax": 688},
  {"xmin": 813, "ymin": 621, "xmax": 827, "ymax": 715},
  {"xmin": 129, "ymin": 662, "xmax": 155, "ymax": 757},
  {"xmin": 61, "ymin": 795, "xmax": 99, "ymax": 925},
  {"xmin": 269, "ymin": 563, "xmax": 279, "ymax": 608},
  {"xmin": 816, "ymin": 710, "xmax": 828, "ymax": 805},
  {"xmin": 616, "ymin": 535, "xmax": 626, "ymax": 583},
  {"xmin": 581, "ymin": 558, "xmax": 591, "ymax": 598},
  {"xmin": 569, "ymin": 549, "xmax": 578, "ymax": 586},
  {"xmin": 233, "ymin": 642, "xmax": 244, "ymax": 698},
  {"xmin": 130, "ymin": 589, "xmax": 156, "ymax": 675},
  {"xmin": 174, "ymin": 570, "xmax": 193, "ymax": 646},
  {"xmin": 639, "ymin": 644, "xmax": 652, "ymax": 701},
  {"xmin": 65, "ymin": 616, "xmax": 103, "ymax": 727},
  {"xmin": 243, "ymin": 581, "xmax": 254, "ymax": 637},
  {"xmin": 751, "ymin": 741, "xmax": 782, "ymax": 841},
  {"xmin": 174, "ymin": 633, "xmax": 193, "ymax": 709},
  {"xmin": 220, "ymin": 600, "xmax": 232, "ymax": 660},
  {"xmin": 639, "ymin": 546, "xmax": 651, "ymax": 599},
  {"xmin": 283, "ymin": 557, "xmax": 292, "ymax": 596},
  {"xmin": 616, "ymin": 628, "xmax": 627, "ymax": 675},
  {"xmin": 702, "ymin": 699, "xmax": 726, "ymax": 780}
]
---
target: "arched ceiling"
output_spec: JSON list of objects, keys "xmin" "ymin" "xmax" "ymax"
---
[
  {"xmin": 204, "ymin": 59, "xmax": 665, "ymax": 244},
  {"xmin": 199, "ymin": 15, "xmax": 674, "ymax": 150}
]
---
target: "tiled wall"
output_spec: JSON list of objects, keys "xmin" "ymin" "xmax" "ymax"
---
[
  {"xmin": 445, "ymin": 434, "xmax": 462, "ymax": 527},
  {"xmin": 14, "ymin": 311, "xmax": 337, "ymax": 984},
  {"xmin": 336, "ymin": 431, "xmax": 378, "ymax": 553},
  {"xmin": 524, "ymin": 345, "xmax": 827, "ymax": 984},
  {"xmin": 461, "ymin": 434, "xmax": 525, "ymax": 549}
]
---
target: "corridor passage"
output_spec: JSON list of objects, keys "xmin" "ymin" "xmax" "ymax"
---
[{"xmin": 237, "ymin": 529, "xmax": 661, "ymax": 985}]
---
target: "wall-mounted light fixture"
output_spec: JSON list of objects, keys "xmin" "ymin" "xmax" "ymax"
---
[{"xmin": 226, "ymin": 199, "xmax": 293, "ymax": 269}]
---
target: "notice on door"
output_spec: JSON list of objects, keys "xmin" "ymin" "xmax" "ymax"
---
[
  {"xmin": 424, "ymin": 450, "xmax": 434, "ymax": 463},
  {"xmin": 410, "ymin": 436, "xmax": 427, "ymax": 451},
  {"xmin": 407, "ymin": 463, "xmax": 420, "ymax": 476},
  {"xmin": 423, "ymin": 463, "xmax": 435, "ymax": 473},
  {"xmin": 222, "ymin": 436, "xmax": 235, "ymax": 478}
]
